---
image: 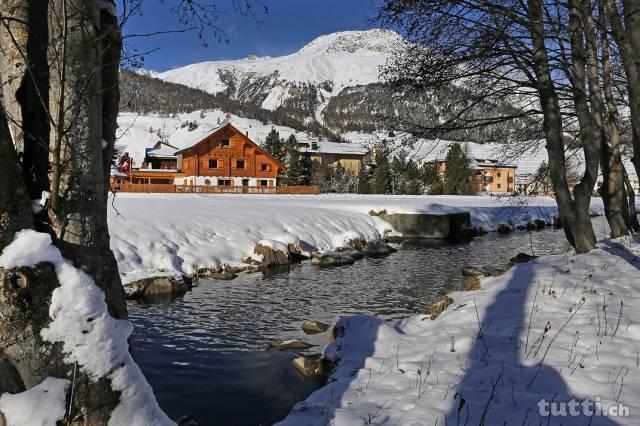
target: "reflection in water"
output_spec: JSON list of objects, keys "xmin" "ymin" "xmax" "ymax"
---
[{"xmin": 129, "ymin": 225, "xmax": 582, "ymax": 425}]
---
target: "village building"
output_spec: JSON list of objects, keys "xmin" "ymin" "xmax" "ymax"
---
[
  {"xmin": 438, "ymin": 158, "xmax": 517, "ymax": 193},
  {"xmin": 174, "ymin": 122, "xmax": 284, "ymax": 188},
  {"xmin": 469, "ymin": 159, "xmax": 517, "ymax": 192},
  {"xmin": 124, "ymin": 123, "xmax": 284, "ymax": 188},
  {"xmin": 297, "ymin": 140, "xmax": 370, "ymax": 176}
]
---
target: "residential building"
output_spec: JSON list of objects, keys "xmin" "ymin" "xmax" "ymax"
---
[
  {"xmin": 174, "ymin": 122, "xmax": 284, "ymax": 188},
  {"xmin": 297, "ymin": 140, "xmax": 370, "ymax": 176}
]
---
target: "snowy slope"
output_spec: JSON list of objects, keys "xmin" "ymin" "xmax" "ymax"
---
[
  {"xmin": 156, "ymin": 29, "xmax": 403, "ymax": 112},
  {"xmin": 107, "ymin": 193, "xmax": 609, "ymax": 283},
  {"xmin": 116, "ymin": 110, "xmax": 326, "ymax": 166}
]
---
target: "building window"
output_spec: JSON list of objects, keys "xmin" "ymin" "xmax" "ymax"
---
[
  {"xmin": 219, "ymin": 179, "xmax": 232, "ymax": 186},
  {"xmin": 260, "ymin": 180, "xmax": 269, "ymax": 187},
  {"xmin": 236, "ymin": 159, "xmax": 245, "ymax": 169},
  {"xmin": 497, "ymin": 183, "xmax": 501, "ymax": 189},
  {"xmin": 220, "ymin": 139, "xmax": 230, "ymax": 148},
  {"xmin": 497, "ymin": 172, "xmax": 502, "ymax": 177},
  {"xmin": 261, "ymin": 164, "xmax": 270, "ymax": 171},
  {"xmin": 204, "ymin": 179, "xmax": 211, "ymax": 185}
]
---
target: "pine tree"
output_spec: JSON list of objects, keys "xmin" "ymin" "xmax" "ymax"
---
[
  {"xmin": 264, "ymin": 128, "xmax": 285, "ymax": 162},
  {"xmin": 358, "ymin": 163, "xmax": 374, "ymax": 194},
  {"xmin": 442, "ymin": 143, "xmax": 473, "ymax": 195},
  {"xmin": 372, "ymin": 145, "xmax": 392, "ymax": 194}
]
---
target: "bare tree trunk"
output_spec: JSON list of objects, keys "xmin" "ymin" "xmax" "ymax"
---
[
  {"xmin": 605, "ymin": 0, "xmax": 640, "ymax": 180},
  {"xmin": 623, "ymin": 166, "xmax": 640, "ymax": 231},
  {"xmin": 100, "ymin": 8, "xmax": 121, "ymax": 194},
  {"xmin": 528, "ymin": 0, "xmax": 597, "ymax": 253},
  {"xmin": 0, "ymin": 103, "xmax": 33, "ymax": 249},
  {"xmin": 583, "ymin": 0, "xmax": 628, "ymax": 237},
  {"xmin": 47, "ymin": 0, "xmax": 126, "ymax": 320},
  {"xmin": 0, "ymin": 0, "xmax": 51, "ymax": 200}
]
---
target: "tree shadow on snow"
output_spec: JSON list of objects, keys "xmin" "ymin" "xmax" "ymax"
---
[
  {"xmin": 601, "ymin": 236, "xmax": 640, "ymax": 272},
  {"xmin": 446, "ymin": 260, "xmax": 620, "ymax": 426}
]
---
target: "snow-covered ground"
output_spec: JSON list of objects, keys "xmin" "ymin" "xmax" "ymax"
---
[
  {"xmin": 279, "ymin": 236, "xmax": 640, "ymax": 425},
  {"xmin": 108, "ymin": 193, "xmax": 606, "ymax": 283}
]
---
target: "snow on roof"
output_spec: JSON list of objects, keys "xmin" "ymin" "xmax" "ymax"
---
[
  {"xmin": 145, "ymin": 146, "xmax": 177, "ymax": 159},
  {"xmin": 111, "ymin": 167, "xmax": 128, "ymax": 177},
  {"xmin": 298, "ymin": 141, "xmax": 369, "ymax": 156}
]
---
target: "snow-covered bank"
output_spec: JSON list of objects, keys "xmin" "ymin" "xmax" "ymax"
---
[
  {"xmin": 279, "ymin": 237, "xmax": 640, "ymax": 425},
  {"xmin": 108, "ymin": 193, "xmax": 608, "ymax": 283}
]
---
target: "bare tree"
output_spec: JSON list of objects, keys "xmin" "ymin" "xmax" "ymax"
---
[
  {"xmin": 0, "ymin": 0, "xmax": 265, "ymax": 422},
  {"xmin": 379, "ymin": 0, "xmax": 637, "ymax": 250}
]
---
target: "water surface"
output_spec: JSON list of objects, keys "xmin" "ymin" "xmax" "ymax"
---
[{"xmin": 129, "ymin": 226, "xmax": 582, "ymax": 425}]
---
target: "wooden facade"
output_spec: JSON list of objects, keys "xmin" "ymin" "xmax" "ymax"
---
[{"xmin": 176, "ymin": 123, "xmax": 284, "ymax": 187}]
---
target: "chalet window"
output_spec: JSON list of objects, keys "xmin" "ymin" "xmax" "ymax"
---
[
  {"xmin": 209, "ymin": 159, "xmax": 222, "ymax": 168},
  {"xmin": 497, "ymin": 172, "xmax": 502, "ymax": 177},
  {"xmin": 260, "ymin": 180, "xmax": 269, "ymax": 187},
  {"xmin": 219, "ymin": 179, "xmax": 232, "ymax": 186},
  {"xmin": 220, "ymin": 139, "xmax": 230, "ymax": 148},
  {"xmin": 236, "ymin": 159, "xmax": 245, "ymax": 169},
  {"xmin": 497, "ymin": 183, "xmax": 501, "ymax": 189},
  {"xmin": 261, "ymin": 164, "xmax": 270, "ymax": 172}
]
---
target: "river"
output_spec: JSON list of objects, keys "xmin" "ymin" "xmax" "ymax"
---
[{"xmin": 128, "ymin": 222, "xmax": 608, "ymax": 425}]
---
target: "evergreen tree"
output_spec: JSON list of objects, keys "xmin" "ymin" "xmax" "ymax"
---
[
  {"xmin": 442, "ymin": 143, "xmax": 473, "ymax": 195},
  {"xmin": 264, "ymin": 128, "xmax": 286, "ymax": 162},
  {"xmin": 322, "ymin": 163, "xmax": 357, "ymax": 193},
  {"xmin": 358, "ymin": 163, "xmax": 374, "ymax": 194},
  {"xmin": 372, "ymin": 144, "xmax": 392, "ymax": 194}
]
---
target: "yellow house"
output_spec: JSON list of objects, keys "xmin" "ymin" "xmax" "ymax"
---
[{"xmin": 439, "ymin": 158, "xmax": 517, "ymax": 193}]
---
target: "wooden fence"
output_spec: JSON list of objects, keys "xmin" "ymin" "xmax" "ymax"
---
[{"xmin": 115, "ymin": 183, "xmax": 320, "ymax": 195}]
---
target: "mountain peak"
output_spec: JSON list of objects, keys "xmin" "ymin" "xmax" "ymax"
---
[{"xmin": 298, "ymin": 29, "xmax": 403, "ymax": 56}]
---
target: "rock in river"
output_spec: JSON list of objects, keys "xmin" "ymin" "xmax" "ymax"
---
[
  {"xmin": 268, "ymin": 340, "xmax": 315, "ymax": 351},
  {"xmin": 302, "ymin": 320, "xmax": 330, "ymax": 334},
  {"xmin": 124, "ymin": 275, "xmax": 190, "ymax": 299},
  {"xmin": 291, "ymin": 354, "xmax": 334, "ymax": 380},
  {"xmin": 311, "ymin": 252, "xmax": 355, "ymax": 266}
]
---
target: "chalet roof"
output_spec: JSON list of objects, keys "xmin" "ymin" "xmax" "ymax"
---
[
  {"xmin": 174, "ymin": 122, "xmax": 285, "ymax": 169},
  {"xmin": 470, "ymin": 158, "xmax": 517, "ymax": 169},
  {"xmin": 145, "ymin": 147, "xmax": 178, "ymax": 159},
  {"xmin": 298, "ymin": 141, "xmax": 369, "ymax": 156}
]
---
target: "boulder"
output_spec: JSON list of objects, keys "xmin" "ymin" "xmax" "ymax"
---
[
  {"xmin": 497, "ymin": 224, "xmax": 512, "ymax": 234},
  {"xmin": 268, "ymin": 340, "xmax": 315, "ymax": 351},
  {"xmin": 423, "ymin": 295, "xmax": 454, "ymax": 320},
  {"xmin": 462, "ymin": 266, "xmax": 484, "ymax": 276},
  {"xmin": 301, "ymin": 320, "xmax": 330, "ymax": 334},
  {"xmin": 526, "ymin": 221, "xmax": 537, "ymax": 231},
  {"xmin": 335, "ymin": 246, "xmax": 364, "ymax": 260},
  {"xmin": 510, "ymin": 252, "xmax": 538, "ymax": 264},
  {"xmin": 362, "ymin": 239, "xmax": 397, "ymax": 256},
  {"xmin": 195, "ymin": 268, "xmax": 238, "ymax": 280},
  {"xmin": 124, "ymin": 275, "xmax": 190, "ymax": 299},
  {"xmin": 463, "ymin": 276, "xmax": 481, "ymax": 291},
  {"xmin": 291, "ymin": 354, "xmax": 334, "ymax": 380},
  {"xmin": 311, "ymin": 252, "xmax": 355, "ymax": 266},
  {"xmin": 535, "ymin": 219, "xmax": 548, "ymax": 229},
  {"xmin": 253, "ymin": 243, "xmax": 290, "ymax": 267}
]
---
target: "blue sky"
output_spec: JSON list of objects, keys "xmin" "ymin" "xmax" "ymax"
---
[{"xmin": 122, "ymin": 0, "xmax": 382, "ymax": 72}]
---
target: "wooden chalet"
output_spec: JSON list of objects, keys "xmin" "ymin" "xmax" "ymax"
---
[{"xmin": 174, "ymin": 122, "xmax": 284, "ymax": 188}]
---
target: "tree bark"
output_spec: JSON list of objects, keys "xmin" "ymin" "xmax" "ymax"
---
[
  {"xmin": 595, "ymin": 0, "xmax": 630, "ymax": 237},
  {"xmin": 605, "ymin": 0, "xmax": 640, "ymax": 180},
  {"xmin": 528, "ymin": 0, "xmax": 597, "ymax": 253},
  {"xmin": 47, "ymin": 0, "xmax": 127, "ymax": 320},
  {"xmin": 0, "ymin": 103, "xmax": 33, "ymax": 250},
  {"xmin": 0, "ymin": 0, "xmax": 51, "ymax": 200}
]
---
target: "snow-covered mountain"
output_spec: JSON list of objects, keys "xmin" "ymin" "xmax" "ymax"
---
[{"xmin": 156, "ymin": 29, "xmax": 402, "ymax": 120}]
